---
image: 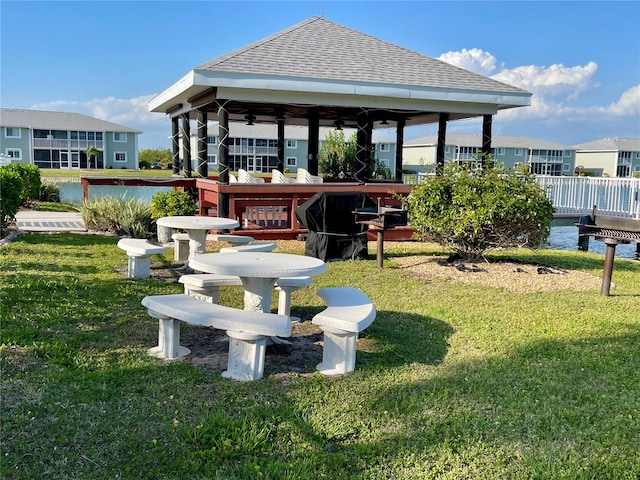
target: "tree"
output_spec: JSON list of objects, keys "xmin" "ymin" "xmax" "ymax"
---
[
  {"xmin": 85, "ymin": 146, "xmax": 100, "ymax": 170},
  {"xmin": 403, "ymin": 156, "xmax": 554, "ymax": 261},
  {"xmin": 318, "ymin": 131, "xmax": 390, "ymax": 180},
  {"xmin": 139, "ymin": 148, "xmax": 172, "ymax": 169}
]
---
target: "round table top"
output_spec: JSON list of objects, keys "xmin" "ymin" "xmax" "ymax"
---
[
  {"xmin": 189, "ymin": 252, "xmax": 327, "ymax": 278},
  {"xmin": 156, "ymin": 215, "xmax": 239, "ymax": 231}
]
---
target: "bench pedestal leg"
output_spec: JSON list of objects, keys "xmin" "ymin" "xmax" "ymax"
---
[
  {"xmin": 316, "ymin": 326, "xmax": 357, "ymax": 375},
  {"xmin": 223, "ymin": 330, "xmax": 266, "ymax": 381},
  {"xmin": 183, "ymin": 285, "xmax": 220, "ymax": 304},
  {"xmin": 128, "ymin": 253, "xmax": 152, "ymax": 279},
  {"xmin": 174, "ymin": 239, "xmax": 189, "ymax": 262},
  {"xmin": 147, "ymin": 312, "xmax": 191, "ymax": 360}
]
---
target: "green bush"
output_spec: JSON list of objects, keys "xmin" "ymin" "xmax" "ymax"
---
[
  {"xmin": 404, "ymin": 158, "xmax": 554, "ymax": 260},
  {"xmin": 1, "ymin": 163, "xmax": 41, "ymax": 203},
  {"xmin": 80, "ymin": 196, "xmax": 154, "ymax": 238},
  {"xmin": 39, "ymin": 182, "xmax": 61, "ymax": 203},
  {"xmin": 0, "ymin": 168, "xmax": 22, "ymax": 231},
  {"xmin": 138, "ymin": 159, "xmax": 151, "ymax": 170},
  {"xmin": 150, "ymin": 189, "xmax": 197, "ymax": 220}
]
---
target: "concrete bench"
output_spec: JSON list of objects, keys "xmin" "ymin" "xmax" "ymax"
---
[
  {"xmin": 117, "ymin": 238, "xmax": 167, "ymax": 279},
  {"xmin": 275, "ymin": 276, "xmax": 312, "ymax": 319},
  {"xmin": 171, "ymin": 233, "xmax": 255, "ymax": 261},
  {"xmin": 312, "ymin": 287, "xmax": 376, "ymax": 375},
  {"xmin": 219, "ymin": 242, "xmax": 276, "ymax": 253},
  {"xmin": 178, "ymin": 273, "xmax": 243, "ymax": 303},
  {"xmin": 142, "ymin": 293, "xmax": 290, "ymax": 381}
]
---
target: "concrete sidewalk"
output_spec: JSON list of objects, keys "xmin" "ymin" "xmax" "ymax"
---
[{"xmin": 15, "ymin": 210, "xmax": 86, "ymax": 232}]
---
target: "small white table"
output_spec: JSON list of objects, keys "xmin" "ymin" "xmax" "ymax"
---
[
  {"xmin": 156, "ymin": 216, "xmax": 239, "ymax": 262},
  {"xmin": 189, "ymin": 252, "xmax": 327, "ymax": 314}
]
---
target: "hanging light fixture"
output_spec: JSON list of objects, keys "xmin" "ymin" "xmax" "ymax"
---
[
  {"xmin": 380, "ymin": 119, "xmax": 389, "ymax": 126},
  {"xmin": 245, "ymin": 113, "xmax": 256, "ymax": 126},
  {"xmin": 333, "ymin": 120, "xmax": 344, "ymax": 130}
]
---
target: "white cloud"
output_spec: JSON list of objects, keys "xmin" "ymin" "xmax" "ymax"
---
[
  {"xmin": 605, "ymin": 85, "xmax": 640, "ymax": 116},
  {"xmin": 438, "ymin": 48, "xmax": 501, "ymax": 76},
  {"xmin": 491, "ymin": 62, "xmax": 598, "ymax": 99}
]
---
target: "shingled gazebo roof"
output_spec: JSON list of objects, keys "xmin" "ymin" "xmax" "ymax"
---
[{"xmin": 149, "ymin": 16, "xmax": 531, "ymax": 127}]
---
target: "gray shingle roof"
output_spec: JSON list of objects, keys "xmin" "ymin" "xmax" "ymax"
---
[
  {"xmin": 405, "ymin": 133, "xmax": 569, "ymax": 150},
  {"xmin": 0, "ymin": 108, "xmax": 142, "ymax": 133},
  {"xmin": 571, "ymin": 137, "xmax": 640, "ymax": 151},
  {"xmin": 196, "ymin": 16, "xmax": 528, "ymax": 96}
]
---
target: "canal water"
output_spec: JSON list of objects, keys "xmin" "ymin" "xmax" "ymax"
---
[{"xmin": 57, "ymin": 183, "xmax": 639, "ymax": 260}]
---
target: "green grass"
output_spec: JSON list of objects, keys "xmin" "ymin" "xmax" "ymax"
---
[{"xmin": 1, "ymin": 234, "xmax": 639, "ymax": 479}]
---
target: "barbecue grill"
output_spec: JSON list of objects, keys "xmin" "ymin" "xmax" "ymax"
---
[{"xmin": 354, "ymin": 206, "xmax": 409, "ymax": 268}]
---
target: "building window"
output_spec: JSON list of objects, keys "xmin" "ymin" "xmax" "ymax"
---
[
  {"xmin": 286, "ymin": 156, "xmax": 297, "ymax": 167},
  {"xmin": 379, "ymin": 159, "xmax": 390, "ymax": 168},
  {"xmin": 286, "ymin": 140, "xmax": 297, "ymax": 149},
  {"xmin": 5, "ymin": 127, "xmax": 21, "ymax": 138},
  {"xmin": 113, "ymin": 132, "xmax": 127, "ymax": 142},
  {"xmin": 207, "ymin": 154, "xmax": 218, "ymax": 165},
  {"xmin": 564, "ymin": 150, "xmax": 572, "ymax": 157},
  {"xmin": 207, "ymin": 136, "xmax": 217, "ymax": 145},
  {"xmin": 114, "ymin": 152, "xmax": 127, "ymax": 162},
  {"xmin": 515, "ymin": 148, "xmax": 523, "ymax": 156},
  {"xmin": 444, "ymin": 146, "xmax": 450, "ymax": 154},
  {"xmin": 635, "ymin": 152, "xmax": 640, "ymax": 159},
  {"xmin": 379, "ymin": 143, "xmax": 390, "ymax": 152},
  {"xmin": 562, "ymin": 164, "xmax": 570, "ymax": 172},
  {"xmin": 5, "ymin": 148, "xmax": 21, "ymax": 160},
  {"xmin": 496, "ymin": 147, "xmax": 505, "ymax": 156}
]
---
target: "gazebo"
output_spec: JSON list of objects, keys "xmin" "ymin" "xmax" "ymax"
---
[{"xmin": 148, "ymin": 16, "xmax": 531, "ymax": 219}]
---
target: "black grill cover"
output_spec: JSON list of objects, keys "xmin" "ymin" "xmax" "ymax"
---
[{"xmin": 295, "ymin": 191, "xmax": 376, "ymax": 261}]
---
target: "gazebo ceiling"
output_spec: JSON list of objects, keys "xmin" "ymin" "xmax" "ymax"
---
[{"xmin": 149, "ymin": 16, "xmax": 531, "ymax": 127}]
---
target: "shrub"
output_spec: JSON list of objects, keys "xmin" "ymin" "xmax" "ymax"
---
[
  {"xmin": 80, "ymin": 196, "xmax": 154, "ymax": 238},
  {"xmin": 39, "ymin": 182, "xmax": 61, "ymax": 203},
  {"xmin": 1, "ymin": 163, "xmax": 41, "ymax": 203},
  {"xmin": 150, "ymin": 189, "xmax": 197, "ymax": 220},
  {"xmin": 138, "ymin": 159, "xmax": 151, "ymax": 170},
  {"xmin": 0, "ymin": 168, "xmax": 22, "ymax": 231},
  {"xmin": 404, "ymin": 158, "xmax": 554, "ymax": 261}
]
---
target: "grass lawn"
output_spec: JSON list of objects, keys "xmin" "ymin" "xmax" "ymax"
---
[{"xmin": 1, "ymin": 233, "xmax": 639, "ymax": 479}]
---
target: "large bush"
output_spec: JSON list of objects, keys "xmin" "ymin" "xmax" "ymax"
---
[
  {"xmin": 404, "ymin": 159, "xmax": 554, "ymax": 260},
  {"xmin": 150, "ymin": 189, "xmax": 197, "ymax": 220},
  {"xmin": 0, "ymin": 168, "xmax": 23, "ymax": 231},
  {"xmin": 81, "ymin": 196, "xmax": 155, "ymax": 238},
  {"xmin": 1, "ymin": 163, "xmax": 41, "ymax": 203}
]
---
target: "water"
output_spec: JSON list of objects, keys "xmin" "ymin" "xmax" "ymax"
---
[
  {"xmin": 546, "ymin": 225, "xmax": 638, "ymax": 260},
  {"xmin": 57, "ymin": 183, "xmax": 639, "ymax": 260},
  {"xmin": 58, "ymin": 183, "xmax": 172, "ymax": 205}
]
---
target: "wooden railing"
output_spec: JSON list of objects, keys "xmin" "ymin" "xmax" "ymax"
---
[{"xmin": 196, "ymin": 179, "xmax": 413, "ymax": 240}]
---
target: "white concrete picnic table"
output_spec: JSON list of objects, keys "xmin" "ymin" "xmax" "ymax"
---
[
  {"xmin": 156, "ymin": 215, "xmax": 239, "ymax": 262},
  {"xmin": 189, "ymin": 252, "xmax": 327, "ymax": 314}
]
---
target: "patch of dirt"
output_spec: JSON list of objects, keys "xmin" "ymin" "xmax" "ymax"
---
[{"xmin": 392, "ymin": 255, "xmax": 602, "ymax": 292}]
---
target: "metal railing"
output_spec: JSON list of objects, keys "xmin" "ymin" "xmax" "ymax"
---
[
  {"xmin": 33, "ymin": 139, "xmax": 104, "ymax": 149},
  {"xmin": 535, "ymin": 176, "xmax": 640, "ymax": 219}
]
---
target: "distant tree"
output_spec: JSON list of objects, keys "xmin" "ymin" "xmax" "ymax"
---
[
  {"xmin": 139, "ymin": 148, "xmax": 172, "ymax": 168},
  {"xmin": 85, "ymin": 145, "xmax": 101, "ymax": 170}
]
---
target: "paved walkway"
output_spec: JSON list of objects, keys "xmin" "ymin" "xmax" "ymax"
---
[{"xmin": 15, "ymin": 211, "xmax": 86, "ymax": 232}]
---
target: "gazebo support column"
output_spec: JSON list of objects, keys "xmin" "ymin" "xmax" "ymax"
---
[
  {"xmin": 277, "ymin": 114, "xmax": 285, "ymax": 173},
  {"xmin": 436, "ymin": 113, "xmax": 448, "ymax": 175},
  {"xmin": 395, "ymin": 118, "xmax": 405, "ymax": 182},
  {"xmin": 181, "ymin": 113, "xmax": 192, "ymax": 178},
  {"xmin": 171, "ymin": 116, "xmax": 180, "ymax": 175},
  {"xmin": 196, "ymin": 108, "xmax": 208, "ymax": 178},
  {"xmin": 307, "ymin": 108, "xmax": 319, "ymax": 175},
  {"xmin": 482, "ymin": 114, "xmax": 493, "ymax": 168},
  {"xmin": 217, "ymin": 99, "xmax": 230, "ymax": 218},
  {"xmin": 355, "ymin": 111, "xmax": 370, "ymax": 183}
]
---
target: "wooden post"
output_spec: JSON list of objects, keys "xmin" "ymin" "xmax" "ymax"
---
[
  {"xmin": 307, "ymin": 108, "xmax": 319, "ymax": 175},
  {"xmin": 395, "ymin": 118, "xmax": 405, "ymax": 182},
  {"xmin": 600, "ymin": 239, "xmax": 620, "ymax": 296},
  {"xmin": 482, "ymin": 114, "xmax": 493, "ymax": 167},
  {"xmin": 277, "ymin": 114, "xmax": 285, "ymax": 173},
  {"xmin": 217, "ymin": 100, "xmax": 230, "ymax": 218},
  {"xmin": 181, "ymin": 113, "xmax": 191, "ymax": 178},
  {"xmin": 436, "ymin": 113, "xmax": 448, "ymax": 175},
  {"xmin": 196, "ymin": 109, "xmax": 208, "ymax": 178},
  {"xmin": 171, "ymin": 116, "xmax": 180, "ymax": 175},
  {"xmin": 355, "ymin": 111, "xmax": 370, "ymax": 183}
]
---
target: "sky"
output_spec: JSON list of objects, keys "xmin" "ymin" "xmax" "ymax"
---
[{"xmin": 1, "ymin": 1, "xmax": 639, "ymax": 150}]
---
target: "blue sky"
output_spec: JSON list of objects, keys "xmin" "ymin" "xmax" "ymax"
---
[{"xmin": 2, "ymin": 1, "xmax": 639, "ymax": 150}]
